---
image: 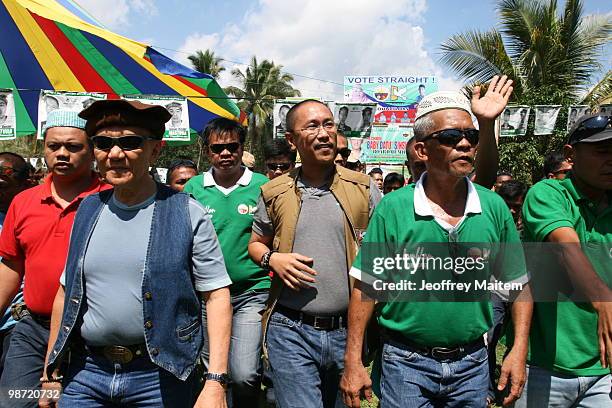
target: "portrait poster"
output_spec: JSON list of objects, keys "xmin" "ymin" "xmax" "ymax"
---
[
  {"xmin": 37, "ymin": 90, "xmax": 107, "ymax": 139},
  {"xmin": 499, "ymin": 106, "xmax": 530, "ymax": 137},
  {"xmin": 598, "ymin": 104, "xmax": 612, "ymax": 115},
  {"xmin": 534, "ymin": 105, "xmax": 562, "ymax": 135},
  {"xmin": 333, "ymin": 102, "xmax": 376, "ymax": 138},
  {"xmin": 0, "ymin": 90, "xmax": 17, "ymax": 140},
  {"xmin": 122, "ymin": 94, "xmax": 190, "ymax": 141},
  {"xmin": 566, "ymin": 105, "xmax": 591, "ymax": 131}
]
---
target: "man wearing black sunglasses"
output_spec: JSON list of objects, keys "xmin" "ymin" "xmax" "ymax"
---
[
  {"xmin": 263, "ymin": 139, "xmax": 296, "ymax": 180},
  {"xmin": 184, "ymin": 117, "xmax": 270, "ymax": 407},
  {"xmin": 341, "ymin": 78, "xmax": 533, "ymax": 408},
  {"xmin": 518, "ymin": 114, "xmax": 612, "ymax": 407},
  {"xmin": 41, "ymin": 100, "xmax": 232, "ymax": 408}
]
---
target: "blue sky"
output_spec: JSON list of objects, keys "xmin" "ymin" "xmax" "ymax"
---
[{"xmin": 74, "ymin": 0, "xmax": 611, "ymax": 98}]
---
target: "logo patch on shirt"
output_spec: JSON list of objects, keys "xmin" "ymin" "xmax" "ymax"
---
[
  {"xmin": 237, "ymin": 204, "xmax": 256, "ymax": 215},
  {"xmin": 203, "ymin": 205, "xmax": 216, "ymax": 215}
]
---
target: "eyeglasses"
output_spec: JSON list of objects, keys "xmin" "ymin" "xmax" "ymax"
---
[
  {"xmin": 297, "ymin": 121, "xmax": 336, "ymax": 136},
  {"xmin": 337, "ymin": 147, "xmax": 351, "ymax": 159},
  {"xmin": 91, "ymin": 135, "xmax": 147, "ymax": 151},
  {"xmin": 266, "ymin": 163, "xmax": 292, "ymax": 172},
  {"xmin": 209, "ymin": 143, "xmax": 241, "ymax": 154},
  {"xmin": 570, "ymin": 115, "xmax": 611, "ymax": 144},
  {"xmin": 423, "ymin": 128, "xmax": 479, "ymax": 146}
]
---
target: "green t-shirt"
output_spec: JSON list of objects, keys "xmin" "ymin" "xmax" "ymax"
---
[
  {"xmin": 351, "ymin": 178, "xmax": 526, "ymax": 347},
  {"xmin": 184, "ymin": 169, "xmax": 270, "ymax": 295},
  {"xmin": 522, "ymin": 176, "xmax": 612, "ymax": 376}
]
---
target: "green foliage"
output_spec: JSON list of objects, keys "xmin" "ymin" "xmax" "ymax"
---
[{"xmin": 188, "ymin": 49, "xmax": 226, "ymax": 79}]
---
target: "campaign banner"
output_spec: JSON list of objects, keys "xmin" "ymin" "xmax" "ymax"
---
[
  {"xmin": 599, "ymin": 104, "xmax": 612, "ymax": 115},
  {"xmin": 361, "ymin": 125, "xmax": 414, "ymax": 164},
  {"xmin": 500, "ymin": 106, "xmax": 530, "ymax": 137},
  {"xmin": 344, "ymin": 75, "xmax": 437, "ymax": 125},
  {"xmin": 273, "ymin": 98, "xmax": 324, "ymax": 139},
  {"xmin": 333, "ymin": 102, "xmax": 376, "ymax": 138},
  {"xmin": 566, "ymin": 105, "xmax": 591, "ymax": 131},
  {"xmin": 0, "ymin": 90, "xmax": 17, "ymax": 140},
  {"xmin": 122, "ymin": 94, "xmax": 190, "ymax": 141},
  {"xmin": 37, "ymin": 91, "xmax": 107, "ymax": 139},
  {"xmin": 534, "ymin": 105, "xmax": 562, "ymax": 135}
]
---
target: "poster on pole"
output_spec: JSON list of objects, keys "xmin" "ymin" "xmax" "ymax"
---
[
  {"xmin": 37, "ymin": 91, "xmax": 107, "ymax": 139},
  {"xmin": 499, "ymin": 106, "xmax": 530, "ymax": 137},
  {"xmin": 333, "ymin": 102, "xmax": 376, "ymax": 137},
  {"xmin": 273, "ymin": 98, "xmax": 324, "ymax": 139},
  {"xmin": 534, "ymin": 105, "xmax": 562, "ymax": 135},
  {"xmin": 566, "ymin": 105, "xmax": 591, "ymax": 131},
  {"xmin": 344, "ymin": 75, "xmax": 437, "ymax": 125},
  {"xmin": 122, "ymin": 94, "xmax": 190, "ymax": 141},
  {"xmin": 360, "ymin": 125, "xmax": 413, "ymax": 164},
  {"xmin": 0, "ymin": 90, "xmax": 17, "ymax": 140}
]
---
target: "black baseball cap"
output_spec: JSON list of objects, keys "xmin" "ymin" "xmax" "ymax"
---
[{"xmin": 567, "ymin": 114, "xmax": 612, "ymax": 145}]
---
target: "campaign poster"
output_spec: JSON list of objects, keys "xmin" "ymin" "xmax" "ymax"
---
[
  {"xmin": 499, "ymin": 106, "xmax": 530, "ymax": 137},
  {"xmin": 333, "ymin": 102, "xmax": 376, "ymax": 138},
  {"xmin": 344, "ymin": 75, "xmax": 437, "ymax": 125},
  {"xmin": 273, "ymin": 98, "xmax": 324, "ymax": 139},
  {"xmin": 122, "ymin": 94, "xmax": 190, "ymax": 141},
  {"xmin": 534, "ymin": 105, "xmax": 562, "ymax": 135},
  {"xmin": 37, "ymin": 91, "xmax": 107, "ymax": 139},
  {"xmin": 360, "ymin": 125, "xmax": 414, "ymax": 164},
  {"xmin": 0, "ymin": 90, "xmax": 17, "ymax": 140},
  {"xmin": 565, "ymin": 105, "xmax": 591, "ymax": 131},
  {"xmin": 599, "ymin": 104, "xmax": 612, "ymax": 115}
]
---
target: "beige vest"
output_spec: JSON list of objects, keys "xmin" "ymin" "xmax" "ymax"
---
[{"xmin": 260, "ymin": 165, "xmax": 371, "ymax": 360}]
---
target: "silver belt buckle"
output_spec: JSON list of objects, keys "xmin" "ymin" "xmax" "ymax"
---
[
  {"xmin": 313, "ymin": 316, "xmax": 332, "ymax": 330},
  {"xmin": 103, "ymin": 346, "xmax": 134, "ymax": 364}
]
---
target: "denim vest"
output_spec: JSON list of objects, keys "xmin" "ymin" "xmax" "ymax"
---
[{"xmin": 47, "ymin": 184, "xmax": 201, "ymax": 380}]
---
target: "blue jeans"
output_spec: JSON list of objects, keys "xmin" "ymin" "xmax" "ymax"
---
[
  {"xmin": 513, "ymin": 365, "xmax": 611, "ymax": 407},
  {"xmin": 0, "ymin": 315, "xmax": 49, "ymax": 408},
  {"xmin": 201, "ymin": 289, "xmax": 267, "ymax": 407},
  {"xmin": 380, "ymin": 340, "xmax": 489, "ymax": 408},
  {"xmin": 266, "ymin": 310, "xmax": 346, "ymax": 408},
  {"xmin": 59, "ymin": 352, "xmax": 196, "ymax": 407}
]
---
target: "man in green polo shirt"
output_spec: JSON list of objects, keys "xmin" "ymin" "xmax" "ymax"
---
[
  {"xmin": 184, "ymin": 118, "xmax": 269, "ymax": 407},
  {"xmin": 340, "ymin": 81, "xmax": 533, "ymax": 408},
  {"xmin": 516, "ymin": 114, "xmax": 612, "ymax": 407}
]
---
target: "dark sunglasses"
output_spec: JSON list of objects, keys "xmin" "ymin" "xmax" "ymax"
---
[
  {"xmin": 570, "ymin": 115, "xmax": 611, "ymax": 144},
  {"xmin": 91, "ymin": 135, "xmax": 147, "ymax": 151},
  {"xmin": 266, "ymin": 163, "xmax": 292, "ymax": 172},
  {"xmin": 337, "ymin": 147, "xmax": 351, "ymax": 159},
  {"xmin": 209, "ymin": 143, "xmax": 240, "ymax": 154},
  {"xmin": 423, "ymin": 128, "xmax": 479, "ymax": 146}
]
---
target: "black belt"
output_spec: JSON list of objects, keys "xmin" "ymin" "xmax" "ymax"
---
[
  {"xmin": 384, "ymin": 329, "xmax": 485, "ymax": 361},
  {"xmin": 72, "ymin": 338, "xmax": 148, "ymax": 365},
  {"xmin": 275, "ymin": 304, "xmax": 346, "ymax": 331}
]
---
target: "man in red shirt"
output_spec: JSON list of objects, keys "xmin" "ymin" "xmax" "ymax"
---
[{"xmin": 0, "ymin": 110, "xmax": 108, "ymax": 408}]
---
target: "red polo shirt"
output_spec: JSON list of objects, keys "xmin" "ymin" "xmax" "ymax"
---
[{"xmin": 0, "ymin": 174, "xmax": 110, "ymax": 316}]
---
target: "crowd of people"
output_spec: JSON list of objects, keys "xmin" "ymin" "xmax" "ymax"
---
[{"xmin": 0, "ymin": 74, "xmax": 609, "ymax": 408}]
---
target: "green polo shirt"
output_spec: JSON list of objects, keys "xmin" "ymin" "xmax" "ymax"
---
[
  {"xmin": 522, "ymin": 176, "xmax": 612, "ymax": 376},
  {"xmin": 350, "ymin": 176, "xmax": 526, "ymax": 347},
  {"xmin": 184, "ymin": 168, "xmax": 270, "ymax": 295}
]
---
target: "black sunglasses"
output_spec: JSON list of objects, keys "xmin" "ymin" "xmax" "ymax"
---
[
  {"xmin": 266, "ymin": 163, "xmax": 292, "ymax": 172},
  {"xmin": 91, "ymin": 135, "xmax": 147, "ymax": 151},
  {"xmin": 337, "ymin": 147, "xmax": 351, "ymax": 159},
  {"xmin": 570, "ymin": 115, "xmax": 611, "ymax": 144},
  {"xmin": 209, "ymin": 143, "xmax": 241, "ymax": 154},
  {"xmin": 423, "ymin": 128, "xmax": 479, "ymax": 146}
]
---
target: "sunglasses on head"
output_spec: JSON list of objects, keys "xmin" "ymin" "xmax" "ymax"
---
[
  {"xmin": 570, "ymin": 115, "xmax": 611, "ymax": 144},
  {"xmin": 423, "ymin": 128, "xmax": 479, "ymax": 146},
  {"xmin": 337, "ymin": 147, "xmax": 351, "ymax": 159},
  {"xmin": 91, "ymin": 135, "xmax": 147, "ymax": 151},
  {"xmin": 209, "ymin": 143, "xmax": 241, "ymax": 154},
  {"xmin": 266, "ymin": 162, "xmax": 292, "ymax": 172}
]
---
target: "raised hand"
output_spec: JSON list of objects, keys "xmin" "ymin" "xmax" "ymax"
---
[{"xmin": 471, "ymin": 75, "xmax": 514, "ymax": 121}]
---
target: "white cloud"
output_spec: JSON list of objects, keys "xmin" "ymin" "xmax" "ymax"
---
[
  {"xmin": 78, "ymin": 0, "xmax": 158, "ymax": 29},
  {"xmin": 175, "ymin": 0, "xmax": 462, "ymax": 98}
]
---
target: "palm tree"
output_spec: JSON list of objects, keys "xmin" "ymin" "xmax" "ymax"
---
[
  {"xmin": 188, "ymin": 49, "xmax": 225, "ymax": 79},
  {"xmin": 225, "ymin": 56, "xmax": 301, "ymax": 158},
  {"xmin": 439, "ymin": 0, "xmax": 611, "ymax": 103}
]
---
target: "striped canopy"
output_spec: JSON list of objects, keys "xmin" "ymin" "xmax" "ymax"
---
[{"xmin": 0, "ymin": 0, "xmax": 244, "ymax": 142}]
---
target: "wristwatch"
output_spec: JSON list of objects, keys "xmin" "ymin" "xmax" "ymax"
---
[{"xmin": 205, "ymin": 372, "xmax": 230, "ymax": 387}]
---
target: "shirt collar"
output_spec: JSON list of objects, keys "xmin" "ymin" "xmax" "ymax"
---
[
  {"xmin": 203, "ymin": 166, "xmax": 253, "ymax": 188},
  {"xmin": 41, "ymin": 173, "xmax": 107, "ymax": 203},
  {"xmin": 413, "ymin": 172, "xmax": 482, "ymax": 217}
]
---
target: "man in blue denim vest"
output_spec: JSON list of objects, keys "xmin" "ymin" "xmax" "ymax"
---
[{"xmin": 40, "ymin": 100, "xmax": 233, "ymax": 408}]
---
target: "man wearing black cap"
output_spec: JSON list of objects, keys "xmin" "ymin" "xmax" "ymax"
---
[
  {"xmin": 518, "ymin": 114, "xmax": 612, "ymax": 407},
  {"xmin": 41, "ymin": 100, "xmax": 233, "ymax": 408}
]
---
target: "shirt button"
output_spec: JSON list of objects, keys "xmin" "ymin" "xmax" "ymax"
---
[
  {"xmin": 63, "ymin": 326, "xmax": 70, "ymax": 332},
  {"xmin": 150, "ymin": 348, "xmax": 159, "ymax": 356},
  {"xmin": 144, "ymin": 292, "xmax": 152, "ymax": 300},
  {"xmin": 145, "ymin": 320, "xmax": 153, "ymax": 329}
]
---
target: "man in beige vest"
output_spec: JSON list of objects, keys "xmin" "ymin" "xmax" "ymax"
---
[{"xmin": 248, "ymin": 100, "xmax": 381, "ymax": 407}]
